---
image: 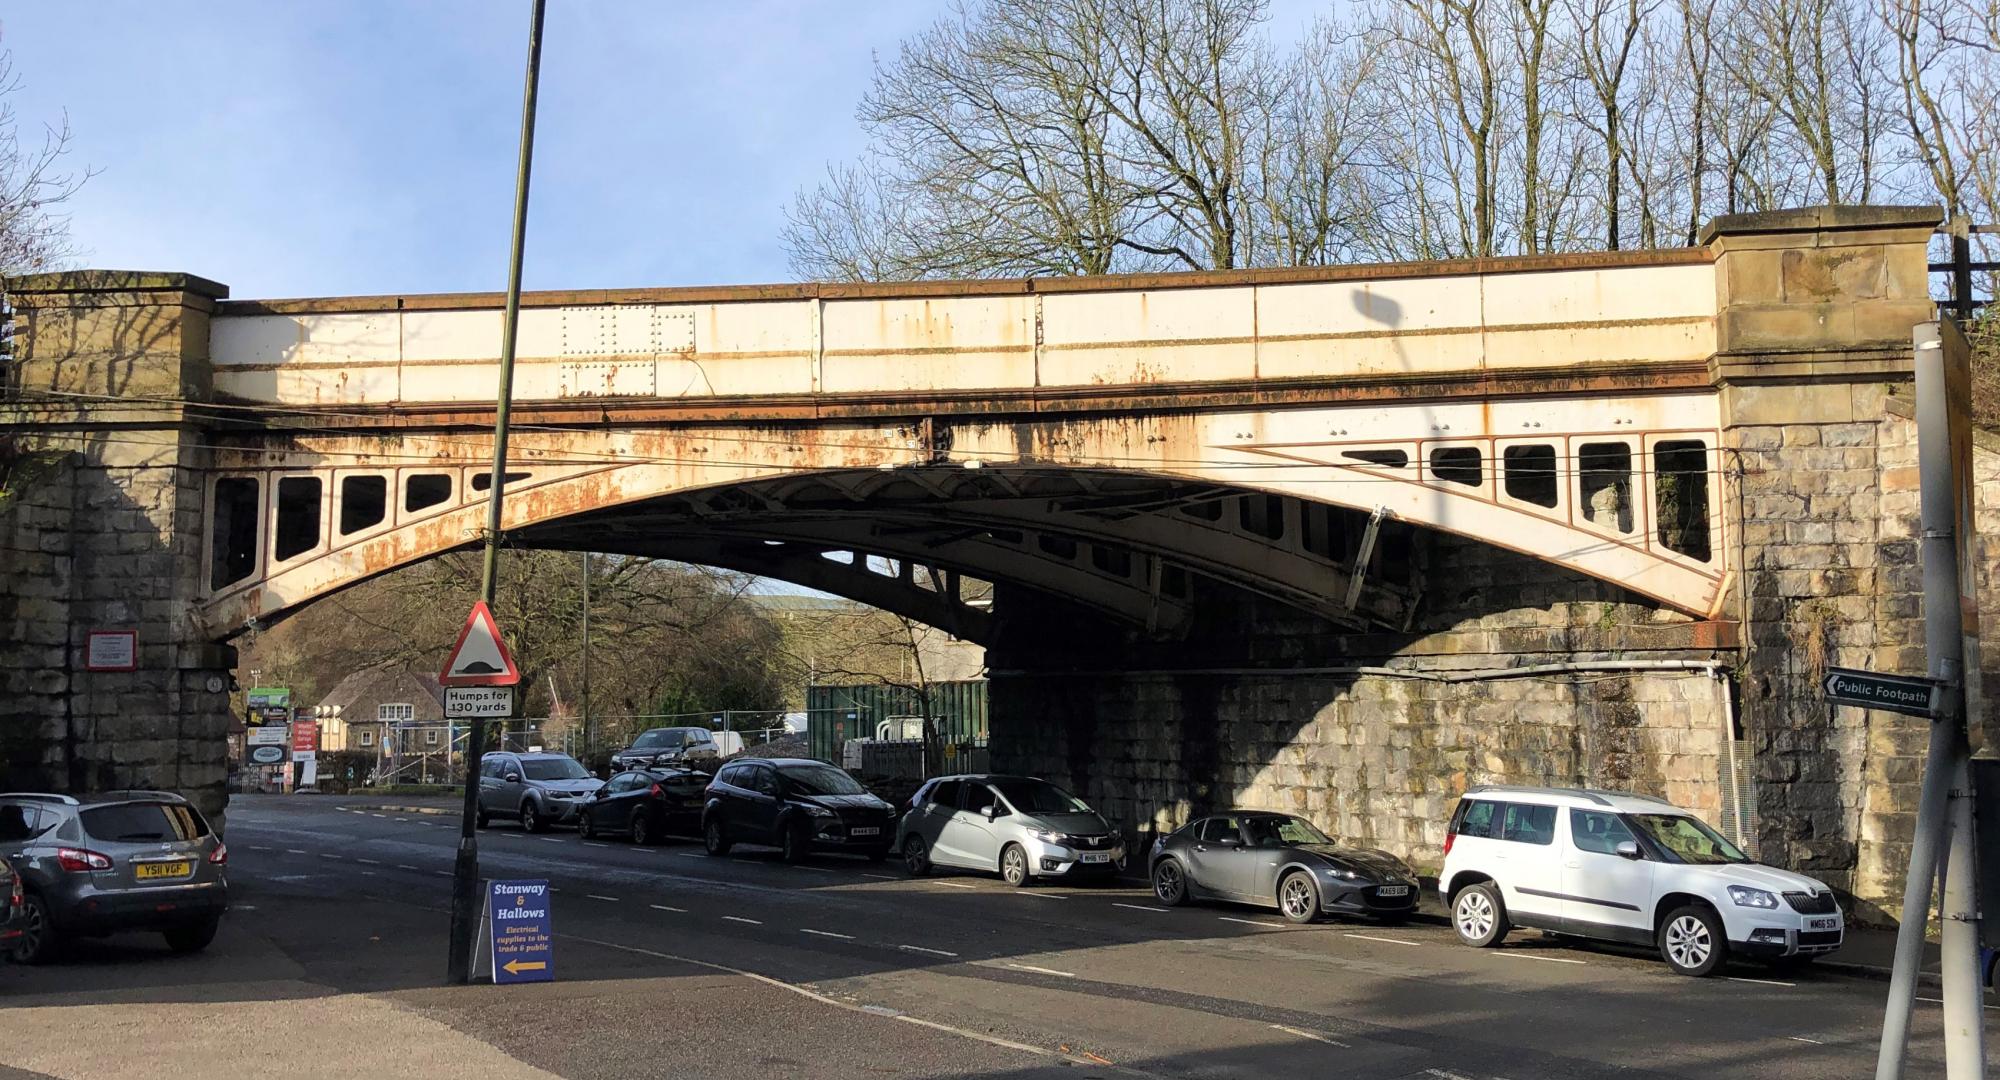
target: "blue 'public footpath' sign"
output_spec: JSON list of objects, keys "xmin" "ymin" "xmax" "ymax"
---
[{"xmin": 488, "ymin": 879, "xmax": 554, "ymax": 984}]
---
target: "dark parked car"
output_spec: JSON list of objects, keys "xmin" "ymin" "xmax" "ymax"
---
[
  {"xmin": 476, "ymin": 751, "xmax": 604, "ymax": 832},
  {"xmin": 610, "ymin": 727, "xmax": 721, "ymax": 772},
  {"xmin": 703, "ymin": 758, "xmax": 898, "ymax": 863},
  {"xmin": 1149, "ymin": 811, "xmax": 1420, "ymax": 924},
  {"xmin": 0, "ymin": 791, "xmax": 229, "ymax": 963},
  {"xmin": 578, "ymin": 768, "xmax": 707, "ymax": 844}
]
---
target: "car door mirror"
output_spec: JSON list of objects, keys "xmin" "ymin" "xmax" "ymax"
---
[
  {"xmin": 1213, "ymin": 835, "xmax": 1240, "ymax": 848},
  {"xmin": 505, "ymin": 773, "xmax": 521, "ymax": 784},
  {"xmin": 1614, "ymin": 840, "xmax": 1642, "ymax": 860},
  {"xmin": 981, "ymin": 805, "xmax": 998, "ymax": 821}
]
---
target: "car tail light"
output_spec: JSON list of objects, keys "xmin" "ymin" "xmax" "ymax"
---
[
  {"xmin": 8, "ymin": 875, "xmax": 21, "ymax": 908},
  {"xmin": 56, "ymin": 848, "xmax": 112, "ymax": 872},
  {"xmin": 648, "ymin": 783, "xmax": 663, "ymax": 798},
  {"xmin": 207, "ymin": 843, "xmax": 228, "ymax": 866},
  {"xmin": 1442, "ymin": 831, "xmax": 1457, "ymax": 857}
]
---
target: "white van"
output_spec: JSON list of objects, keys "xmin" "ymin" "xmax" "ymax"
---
[{"xmin": 1439, "ymin": 785, "xmax": 1842, "ymax": 976}]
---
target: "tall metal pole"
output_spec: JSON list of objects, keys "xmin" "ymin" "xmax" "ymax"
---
[
  {"xmin": 447, "ymin": 0, "xmax": 548, "ymax": 986},
  {"xmin": 580, "ymin": 550, "xmax": 592, "ymax": 770},
  {"xmin": 1876, "ymin": 323, "xmax": 1985, "ymax": 1078}
]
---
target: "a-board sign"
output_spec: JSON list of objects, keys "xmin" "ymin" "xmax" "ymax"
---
[
  {"xmin": 1822, "ymin": 667, "xmax": 1943, "ymax": 719},
  {"xmin": 487, "ymin": 879, "xmax": 554, "ymax": 984}
]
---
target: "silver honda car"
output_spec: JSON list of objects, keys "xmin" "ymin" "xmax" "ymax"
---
[{"xmin": 897, "ymin": 774, "xmax": 1125, "ymax": 886}]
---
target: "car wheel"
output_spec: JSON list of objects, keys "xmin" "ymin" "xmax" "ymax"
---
[
  {"xmin": 903, "ymin": 835, "xmax": 932, "ymax": 877},
  {"xmin": 630, "ymin": 814, "xmax": 652, "ymax": 846},
  {"xmin": 1452, "ymin": 883, "xmax": 1509, "ymax": 948},
  {"xmin": 704, "ymin": 817, "xmax": 732, "ymax": 856},
  {"xmin": 1278, "ymin": 871, "xmax": 1321, "ymax": 924},
  {"xmin": 1660, "ymin": 903, "xmax": 1727, "ymax": 977},
  {"xmin": 475, "ymin": 808, "xmax": 490, "ymax": 830},
  {"xmin": 10, "ymin": 893, "xmax": 58, "ymax": 965},
  {"xmin": 1000, "ymin": 843, "xmax": 1031, "ymax": 887},
  {"xmin": 1152, "ymin": 859, "xmax": 1189, "ymax": 906},
  {"xmin": 579, "ymin": 812, "xmax": 597, "ymax": 840},
  {"xmin": 164, "ymin": 917, "xmax": 220, "ymax": 955},
  {"xmin": 781, "ymin": 821, "xmax": 809, "ymax": 864}
]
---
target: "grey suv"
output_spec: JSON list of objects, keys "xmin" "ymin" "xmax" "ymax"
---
[
  {"xmin": 0, "ymin": 791, "xmax": 229, "ymax": 963},
  {"xmin": 476, "ymin": 752, "xmax": 604, "ymax": 832}
]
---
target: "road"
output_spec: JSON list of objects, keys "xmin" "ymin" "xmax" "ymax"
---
[{"xmin": 3, "ymin": 795, "xmax": 1987, "ymax": 1079}]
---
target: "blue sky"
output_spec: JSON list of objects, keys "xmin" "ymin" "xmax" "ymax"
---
[{"xmin": 5, "ymin": 2, "xmax": 1323, "ymax": 301}]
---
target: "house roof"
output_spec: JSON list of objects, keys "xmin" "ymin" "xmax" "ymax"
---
[{"xmin": 313, "ymin": 668, "xmax": 446, "ymax": 721}]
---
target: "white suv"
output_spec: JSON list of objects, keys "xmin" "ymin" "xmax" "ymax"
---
[{"xmin": 1438, "ymin": 786, "xmax": 1843, "ymax": 976}]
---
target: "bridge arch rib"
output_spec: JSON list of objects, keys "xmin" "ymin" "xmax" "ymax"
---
[{"xmin": 197, "ymin": 390, "xmax": 1726, "ymax": 639}]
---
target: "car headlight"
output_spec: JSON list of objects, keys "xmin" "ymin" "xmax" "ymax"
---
[
  {"xmin": 802, "ymin": 805, "xmax": 834, "ymax": 818},
  {"xmin": 1323, "ymin": 865, "xmax": 1361, "ymax": 880},
  {"xmin": 1728, "ymin": 885, "xmax": 1779, "ymax": 909},
  {"xmin": 1030, "ymin": 829, "xmax": 1072, "ymax": 845}
]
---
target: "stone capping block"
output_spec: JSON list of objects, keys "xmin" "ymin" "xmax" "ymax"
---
[
  {"xmin": 4, "ymin": 269, "xmax": 230, "ymax": 301},
  {"xmin": 1698, "ymin": 205, "xmax": 1944, "ymax": 246}
]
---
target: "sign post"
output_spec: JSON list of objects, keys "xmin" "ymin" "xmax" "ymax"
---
[
  {"xmin": 443, "ymin": 599, "xmax": 526, "ymax": 986},
  {"xmin": 486, "ymin": 879, "xmax": 554, "ymax": 984}
]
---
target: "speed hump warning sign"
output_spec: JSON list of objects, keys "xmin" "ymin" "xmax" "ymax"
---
[{"xmin": 440, "ymin": 602, "xmax": 521, "ymax": 687}]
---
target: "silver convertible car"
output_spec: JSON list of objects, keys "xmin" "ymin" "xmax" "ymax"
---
[{"xmin": 1149, "ymin": 811, "xmax": 1421, "ymax": 924}]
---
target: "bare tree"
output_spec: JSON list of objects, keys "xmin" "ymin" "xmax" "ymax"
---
[{"xmin": 0, "ymin": 40, "xmax": 89, "ymax": 277}]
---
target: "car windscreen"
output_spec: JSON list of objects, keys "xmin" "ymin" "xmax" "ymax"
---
[
  {"xmin": 521, "ymin": 757, "xmax": 591, "ymax": 781},
  {"xmin": 80, "ymin": 802, "xmax": 208, "ymax": 843},
  {"xmin": 633, "ymin": 730, "xmax": 690, "ymax": 750},
  {"xmin": 991, "ymin": 780, "xmax": 1090, "ymax": 815},
  {"xmin": 1243, "ymin": 815, "xmax": 1331, "ymax": 847},
  {"xmin": 1627, "ymin": 813, "xmax": 1748, "ymax": 864},
  {"xmin": 777, "ymin": 764, "xmax": 866, "ymax": 796}
]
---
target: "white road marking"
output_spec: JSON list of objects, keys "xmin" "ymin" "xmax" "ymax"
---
[
  {"xmin": 286, "ymin": 849, "xmax": 308, "ymax": 855},
  {"xmin": 540, "ymin": 838, "xmax": 564, "ymax": 844},
  {"xmin": 319, "ymin": 853, "xmax": 342, "ymax": 860},
  {"xmin": 899, "ymin": 945, "xmax": 958, "ymax": 957},
  {"xmin": 1003, "ymin": 962, "xmax": 1076, "ymax": 978},
  {"xmin": 932, "ymin": 881, "xmax": 978, "ymax": 890},
  {"xmin": 649, "ymin": 904, "xmax": 687, "ymax": 913},
  {"xmin": 1114, "ymin": 903, "xmax": 1172, "ymax": 914},
  {"xmin": 1013, "ymin": 891, "xmax": 1067, "ymax": 900},
  {"xmin": 1918, "ymin": 997, "xmax": 2000, "ymax": 1011},
  {"xmin": 1270, "ymin": 1024, "xmax": 1351, "ymax": 1048},
  {"xmin": 801, "ymin": 929, "xmax": 856, "ymax": 940},
  {"xmin": 678, "ymin": 853, "xmax": 708, "ymax": 860},
  {"xmin": 1788, "ymin": 1036, "xmax": 1825, "ymax": 1045},
  {"xmin": 587, "ymin": 894, "xmax": 619, "ymax": 902},
  {"xmin": 1728, "ymin": 976, "xmax": 1795, "ymax": 988},
  {"xmin": 791, "ymin": 864, "xmax": 834, "ymax": 874},
  {"xmin": 248, "ymin": 845, "xmax": 272, "ymax": 852},
  {"xmin": 1495, "ymin": 952, "xmax": 1586, "ymax": 965},
  {"xmin": 1426, "ymin": 1070, "xmax": 1475, "ymax": 1080},
  {"xmin": 360, "ymin": 871, "xmax": 378, "ymax": 877},
  {"xmin": 1344, "ymin": 933, "xmax": 1421, "ymax": 946},
  {"xmin": 394, "ymin": 817, "xmax": 408, "ymax": 822},
  {"xmin": 370, "ymin": 814, "xmax": 386, "ymax": 818},
  {"xmin": 1218, "ymin": 917, "xmax": 1286, "ymax": 929},
  {"xmin": 355, "ymin": 858, "xmax": 381, "ymax": 866},
  {"xmin": 397, "ymin": 865, "xmax": 422, "ymax": 872},
  {"xmin": 723, "ymin": 916, "xmax": 762, "ymax": 925},
  {"xmin": 433, "ymin": 871, "xmax": 453, "ymax": 877},
  {"xmin": 581, "ymin": 842, "xmax": 611, "ymax": 849},
  {"xmin": 862, "ymin": 873, "xmax": 898, "ymax": 880}
]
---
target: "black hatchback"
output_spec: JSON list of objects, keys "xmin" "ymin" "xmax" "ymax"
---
[
  {"xmin": 703, "ymin": 758, "xmax": 898, "ymax": 863},
  {"xmin": 578, "ymin": 768, "xmax": 707, "ymax": 845}
]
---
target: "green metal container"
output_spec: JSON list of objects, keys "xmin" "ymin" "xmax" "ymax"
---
[{"xmin": 806, "ymin": 681, "xmax": 989, "ymax": 764}]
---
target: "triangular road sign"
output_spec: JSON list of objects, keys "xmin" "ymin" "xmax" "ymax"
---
[{"xmin": 440, "ymin": 601, "xmax": 521, "ymax": 687}]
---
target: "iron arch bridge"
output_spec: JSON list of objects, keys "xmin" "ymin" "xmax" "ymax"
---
[{"xmin": 189, "ymin": 246, "xmax": 1733, "ymax": 641}]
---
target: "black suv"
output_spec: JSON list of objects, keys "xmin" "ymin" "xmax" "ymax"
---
[
  {"xmin": 702, "ymin": 758, "xmax": 898, "ymax": 863},
  {"xmin": 611, "ymin": 727, "xmax": 721, "ymax": 772}
]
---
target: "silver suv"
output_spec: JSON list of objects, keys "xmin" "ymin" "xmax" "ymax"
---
[
  {"xmin": 0, "ymin": 791, "xmax": 229, "ymax": 963},
  {"xmin": 476, "ymin": 752, "xmax": 604, "ymax": 832},
  {"xmin": 897, "ymin": 774, "xmax": 1125, "ymax": 886}
]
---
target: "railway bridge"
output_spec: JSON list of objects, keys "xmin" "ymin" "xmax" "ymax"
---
[{"xmin": 2, "ymin": 205, "xmax": 1990, "ymax": 916}]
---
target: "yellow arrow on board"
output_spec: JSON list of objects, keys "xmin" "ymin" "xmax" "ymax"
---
[{"xmin": 503, "ymin": 959, "xmax": 547, "ymax": 975}]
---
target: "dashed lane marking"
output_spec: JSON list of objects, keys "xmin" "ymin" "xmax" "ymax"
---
[
  {"xmin": 286, "ymin": 849, "xmax": 308, "ymax": 855},
  {"xmin": 581, "ymin": 842, "xmax": 611, "ymax": 849},
  {"xmin": 791, "ymin": 864, "xmax": 834, "ymax": 873},
  {"xmin": 355, "ymin": 858, "xmax": 381, "ymax": 866},
  {"xmin": 678, "ymin": 853, "xmax": 708, "ymax": 860},
  {"xmin": 1788, "ymin": 1036, "xmax": 1825, "ymax": 1045},
  {"xmin": 1270, "ymin": 1024, "xmax": 1351, "ymax": 1048},
  {"xmin": 801, "ymin": 929, "xmax": 855, "ymax": 940},
  {"xmin": 1425, "ymin": 1070, "xmax": 1475, "ymax": 1080},
  {"xmin": 723, "ymin": 916, "xmax": 763, "ymax": 925},
  {"xmin": 932, "ymin": 882, "xmax": 978, "ymax": 890},
  {"xmin": 1113, "ymin": 903, "xmax": 1171, "ymax": 914},
  {"xmin": 370, "ymin": 814, "xmax": 386, "ymax": 819},
  {"xmin": 1495, "ymin": 952, "xmax": 1586, "ymax": 965},
  {"xmin": 650, "ymin": 904, "xmax": 687, "ymax": 913},
  {"xmin": 1727, "ymin": 976, "xmax": 1795, "ymax": 988},
  {"xmin": 433, "ymin": 871, "xmax": 453, "ymax": 877},
  {"xmin": 1344, "ymin": 933, "xmax": 1421, "ymax": 946},
  {"xmin": 1002, "ymin": 962, "xmax": 1076, "ymax": 978},
  {"xmin": 899, "ymin": 945, "xmax": 958, "ymax": 957},
  {"xmin": 1217, "ymin": 917, "xmax": 1286, "ymax": 929},
  {"xmin": 540, "ymin": 838, "xmax": 565, "ymax": 844},
  {"xmin": 587, "ymin": 894, "xmax": 619, "ymax": 902},
  {"xmin": 397, "ymin": 865, "xmax": 422, "ymax": 872},
  {"xmin": 1014, "ymin": 891, "xmax": 1067, "ymax": 900},
  {"xmin": 394, "ymin": 817, "xmax": 408, "ymax": 822},
  {"xmin": 862, "ymin": 873, "xmax": 898, "ymax": 880},
  {"xmin": 1917, "ymin": 997, "xmax": 2000, "ymax": 1011},
  {"xmin": 319, "ymin": 854, "xmax": 342, "ymax": 861},
  {"xmin": 248, "ymin": 845, "xmax": 272, "ymax": 852}
]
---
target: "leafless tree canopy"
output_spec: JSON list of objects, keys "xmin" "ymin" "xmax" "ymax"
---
[
  {"xmin": 785, "ymin": 0, "xmax": 2000, "ymax": 274},
  {"xmin": 0, "ymin": 39, "xmax": 87, "ymax": 277}
]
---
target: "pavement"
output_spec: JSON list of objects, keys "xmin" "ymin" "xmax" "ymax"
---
[{"xmin": 1, "ymin": 794, "xmax": 1989, "ymax": 1079}]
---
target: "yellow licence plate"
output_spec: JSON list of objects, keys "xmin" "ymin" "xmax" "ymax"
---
[{"xmin": 135, "ymin": 861, "xmax": 192, "ymax": 881}]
